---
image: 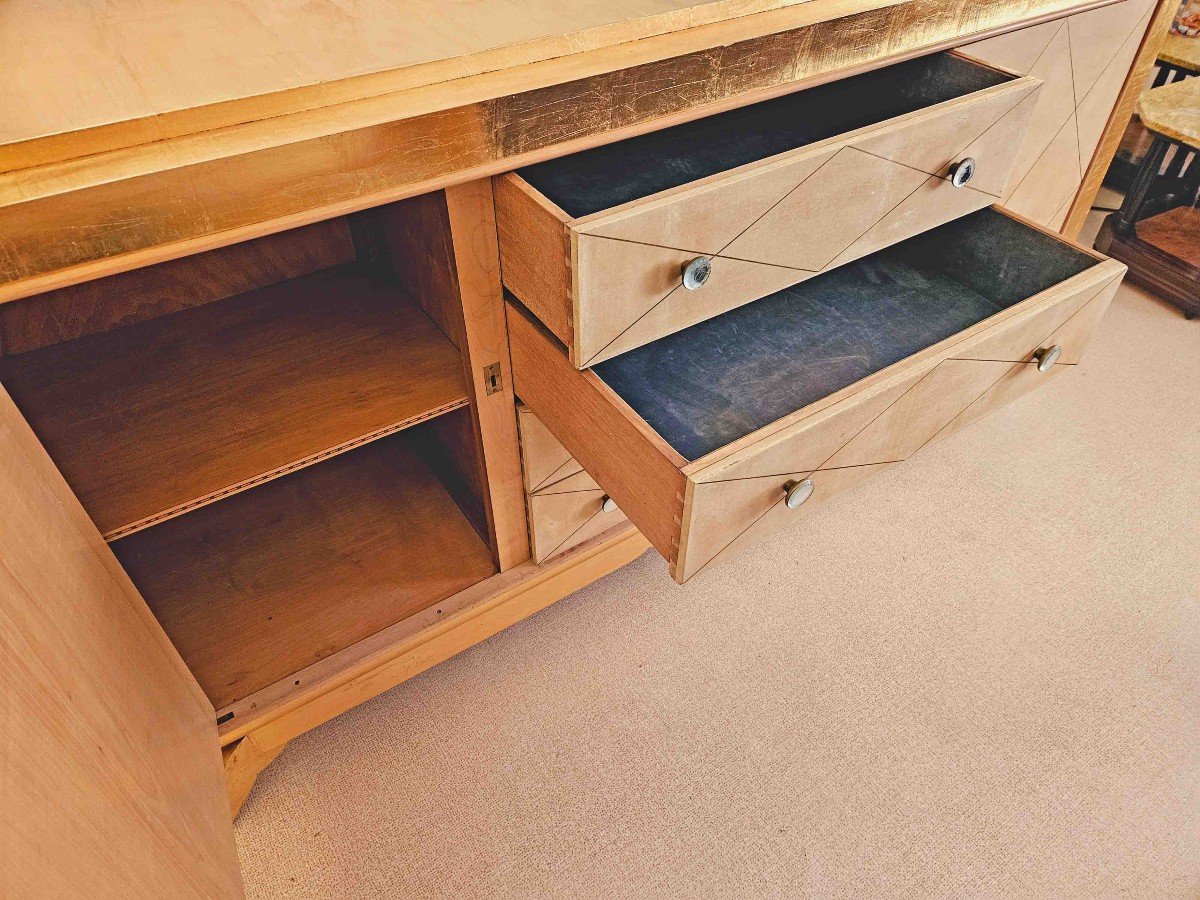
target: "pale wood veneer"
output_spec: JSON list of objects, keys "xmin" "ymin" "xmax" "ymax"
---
[
  {"xmin": 963, "ymin": 0, "xmax": 1163, "ymax": 231},
  {"xmin": 369, "ymin": 185, "xmax": 532, "ymax": 570},
  {"xmin": 0, "ymin": 383, "xmax": 243, "ymax": 897},
  {"xmin": 0, "ymin": 218, "xmax": 355, "ymax": 358}
]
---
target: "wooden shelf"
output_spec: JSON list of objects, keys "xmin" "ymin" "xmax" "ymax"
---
[
  {"xmin": 113, "ymin": 434, "xmax": 498, "ymax": 711},
  {"xmin": 0, "ymin": 265, "xmax": 468, "ymax": 540}
]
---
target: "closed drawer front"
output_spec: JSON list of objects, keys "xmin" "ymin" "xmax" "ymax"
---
[
  {"xmin": 509, "ymin": 208, "xmax": 1126, "ymax": 583},
  {"xmin": 517, "ymin": 405, "xmax": 630, "ymax": 563},
  {"xmin": 497, "ymin": 52, "xmax": 1041, "ymax": 368}
]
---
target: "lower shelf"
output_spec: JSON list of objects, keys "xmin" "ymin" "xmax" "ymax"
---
[{"xmin": 113, "ymin": 431, "xmax": 497, "ymax": 710}]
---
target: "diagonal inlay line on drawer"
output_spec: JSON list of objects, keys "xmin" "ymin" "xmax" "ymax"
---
[
  {"xmin": 687, "ymin": 462, "xmax": 899, "ymax": 581},
  {"xmin": 578, "ymin": 80, "xmax": 1040, "ymax": 366},
  {"xmin": 532, "ymin": 456, "xmax": 585, "ymax": 493},
  {"xmin": 717, "ymin": 81, "xmax": 1040, "ymax": 270},
  {"xmin": 695, "ymin": 368, "xmax": 935, "ymax": 485},
  {"xmin": 822, "ymin": 92, "xmax": 1043, "ymax": 269},
  {"xmin": 579, "ymin": 241, "xmax": 814, "ymax": 366},
  {"xmin": 949, "ymin": 277, "xmax": 1115, "ymax": 363},
  {"xmin": 850, "ymin": 83, "xmax": 1041, "ymax": 192},
  {"xmin": 576, "ymin": 149, "xmax": 845, "ymax": 365},
  {"xmin": 576, "ymin": 234, "xmax": 819, "ymax": 272},
  {"xmin": 678, "ymin": 266, "xmax": 1123, "ymax": 581},
  {"xmin": 532, "ymin": 488, "xmax": 620, "ymax": 561},
  {"xmin": 536, "ymin": 469, "xmax": 602, "ymax": 496}
]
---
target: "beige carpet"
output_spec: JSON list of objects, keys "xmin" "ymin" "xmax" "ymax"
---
[{"xmin": 235, "ymin": 238, "xmax": 1200, "ymax": 897}]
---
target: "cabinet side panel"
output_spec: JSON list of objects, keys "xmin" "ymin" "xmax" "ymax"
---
[{"xmin": 0, "ymin": 385, "xmax": 244, "ymax": 898}]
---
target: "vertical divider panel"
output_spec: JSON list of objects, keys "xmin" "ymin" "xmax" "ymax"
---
[{"xmin": 373, "ymin": 183, "xmax": 531, "ymax": 570}]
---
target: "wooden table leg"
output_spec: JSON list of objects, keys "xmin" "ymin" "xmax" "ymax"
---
[
  {"xmin": 1110, "ymin": 134, "xmax": 1171, "ymax": 239},
  {"xmin": 223, "ymin": 734, "xmax": 287, "ymax": 819}
]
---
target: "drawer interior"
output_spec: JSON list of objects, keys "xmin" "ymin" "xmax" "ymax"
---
[
  {"xmin": 591, "ymin": 208, "xmax": 1105, "ymax": 461},
  {"xmin": 516, "ymin": 52, "xmax": 1015, "ymax": 219},
  {"xmin": 0, "ymin": 203, "xmax": 499, "ymax": 714}
]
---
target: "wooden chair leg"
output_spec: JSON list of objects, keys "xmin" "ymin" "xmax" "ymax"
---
[{"xmin": 222, "ymin": 733, "xmax": 287, "ymax": 819}]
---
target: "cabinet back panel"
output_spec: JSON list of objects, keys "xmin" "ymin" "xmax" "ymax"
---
[{"xmin": 0, "ymin": 218, "xmax": 354, "ymax": 357}]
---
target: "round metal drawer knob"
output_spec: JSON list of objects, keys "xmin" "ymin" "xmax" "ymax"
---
[
  {"xmin": 682, "ymin": 257, "xmax": 712, "ymax": 290},
  {"xmin": 949, "ymin": 157, "xmax": 976, "ymax": 188},
  {"xmin": 601, "ymin": 495, "xmax": 619, "ymax": 513},
  {"xmin": 1035, "ymin": 344, "xmax": 1063, "ymax": 372},
  {"xmin": 783, "ymin": 478, "xmax": 815, "ymax": 509}
]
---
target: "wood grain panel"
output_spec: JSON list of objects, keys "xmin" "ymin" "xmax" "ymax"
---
[
  {"xmin": 964, "ymin": 0, "xmax": 1161, "ymax": 230},
  {"xmin": 376, "ymin": 184, "xmax": 531, "ymax": 571},
  {"xmin": 0, "ymin": 266, "xmax": 468, "ymax": 539},
  {"xmin": 368, "ymin": 196, "xmax": 465, "ymax": 347},
  {"xmin": 444, "ymin": 180, "xmax": 532, "ymax": 570},
  {"xmin": 494, "ymin": 174, "xmax": 575, "ymax": 347},
  {"xmin": 219, "ymin": 525, "xmax": 649, "ymax": 747},
  {"xmin": 0, "ymin": 384, "xmax": 243, "ymax": 898},
  {"xmin": 114, "ymin": 435, "xmax": 497, "ymax": 711},
  {"xmin": 0, "ymin": 218, "xmax": 354, "ymax": 358}
]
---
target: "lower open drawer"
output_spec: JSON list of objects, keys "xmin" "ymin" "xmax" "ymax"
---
[{"xmin": 509, "ymin": 208, "xmax": 1126, "ymax": 583}]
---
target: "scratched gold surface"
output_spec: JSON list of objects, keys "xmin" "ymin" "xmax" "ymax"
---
[{"xmin": 0, "ymin": 0, "xmax": 1126, "ymax": 302}]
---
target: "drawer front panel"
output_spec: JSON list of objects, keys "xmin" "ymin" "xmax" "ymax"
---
[
  {"xmin": 675, "ymin": 265, "xmax": 1123, "ymax": 581},
  {"xmin": 500, "ymin": 62, "xmax": 1041, "ymax": 368},
  {"xmin": 517, "ymin": 405, "xmax": 631, "ymax": 563}
]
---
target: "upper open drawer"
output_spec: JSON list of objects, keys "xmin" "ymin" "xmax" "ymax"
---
[
  {"xmin": 509, "ymin": 208, "xmax": 1126, "ymax": 583},
  {"xmin": 497, "ymin": 52, "xmax": 1041, "ymax": 368}
]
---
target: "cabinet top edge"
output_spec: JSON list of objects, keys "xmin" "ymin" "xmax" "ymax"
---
[{"xmin": 0, "ymin": 0, "xmax": 907, "ymax": 176}]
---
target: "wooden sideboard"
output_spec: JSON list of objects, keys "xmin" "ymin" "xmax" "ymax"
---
[{"xmin": 1, "ymin": 2, "xmax": 1172, "ymax": 895}]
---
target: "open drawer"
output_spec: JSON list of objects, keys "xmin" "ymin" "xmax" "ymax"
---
[
  {"xmin": 509, "ymin": 208, "xmax": 1126, "ymax": 583},
  {"xmin": 497, "ymin": 52, "xmax": 1041, "ymax": 368}
]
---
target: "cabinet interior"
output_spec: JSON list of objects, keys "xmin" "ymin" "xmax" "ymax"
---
[{"xmin": 0, "ymin": 200, "xmax": 498, "ymax": 712}]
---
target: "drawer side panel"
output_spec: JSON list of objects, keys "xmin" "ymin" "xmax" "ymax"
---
[
  {"xmin": 495, "ymin": 174, "xmax": 574, "ymax": 347},
  {"xmin": 508, "ymin": 302, "xmax": 686, "ymax": 562}
]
